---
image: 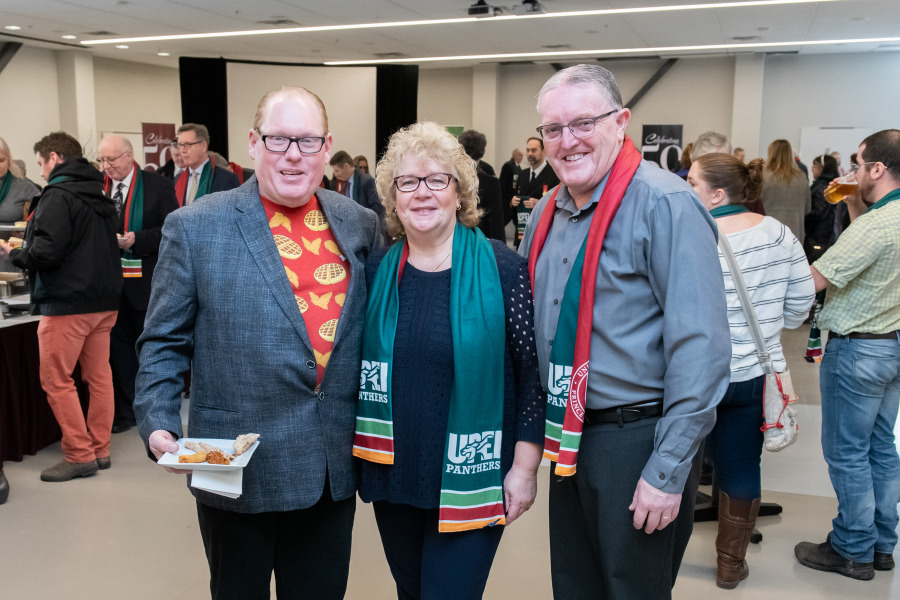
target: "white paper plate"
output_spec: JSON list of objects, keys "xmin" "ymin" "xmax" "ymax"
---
[{"xmin": 158, "ymin": 437, "xmax": 260, "ymax": 472}]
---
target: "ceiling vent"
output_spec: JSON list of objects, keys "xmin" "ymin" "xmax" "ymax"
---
[
  {"xmin": 84, "ymin": 31, "xmax": 117, "ymax": 36},
  {"xmin": 373, "ymin": 52, "xmax": 409, "ymax": 58}
]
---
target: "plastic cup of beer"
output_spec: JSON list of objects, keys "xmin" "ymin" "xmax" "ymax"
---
[{"xmin": 824, "ymin": 173, "xmax": 858, "ymax": 204}]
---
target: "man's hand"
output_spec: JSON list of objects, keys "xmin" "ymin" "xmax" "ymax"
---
[
  {"xmin": 629, "ymin": 477, "xmax": 682, "ymax": 534},
  {"xmin": 117, "ymin": 231, "xmax": 136, "ymax": 250},
  {"xmin": 0, "ymin": 239, "xmax": 11, "ymax": 258},
  {"xmin": 510, "ymin": 196, "xmax": 521, "ymax": 207},
  {"xmin": 149, "ymin": 429, "xmax": 190, "ymax": 474},
  {"xmin": 523, "ymin": 197, "xmax": 538, "ymax": 209}
]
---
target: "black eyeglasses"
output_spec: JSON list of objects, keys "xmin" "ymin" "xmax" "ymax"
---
[
  {"xmin": 393, "ymin": 173, "xmax": 454, "ymax": 193},
  {"xmin": 257, "ymin": 131, "xmax": 326, "ymax": 154},
  {"xmin": 536, "ymin": 109, "xmax": 619, "ymax": 141},
  {"xmin": 174, "ymin": 140, "xmax": 205, "ymax": 150}
]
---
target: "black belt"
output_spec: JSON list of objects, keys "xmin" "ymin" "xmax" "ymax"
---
[
  {"xmin": 584, "ymin": 401, "xmax": 663, "ymax": 427},
  {"xmin": 829, "ymin": 330, "xmax": 899, "ymax": 342}
]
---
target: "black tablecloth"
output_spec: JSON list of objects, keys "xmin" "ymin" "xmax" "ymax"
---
[{"xmin": 0, "ymin": 319, "xmax": 89, "ymax": 463}]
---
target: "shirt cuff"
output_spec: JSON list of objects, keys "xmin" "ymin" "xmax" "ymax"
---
[{"xmin": 641, "ymin": 450, "xmax": 693, "ymax": 494}]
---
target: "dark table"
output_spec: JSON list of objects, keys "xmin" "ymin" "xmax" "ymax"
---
[{"xmin": 0, "ymin": 316, "xmax": 88, "ymax": 463}]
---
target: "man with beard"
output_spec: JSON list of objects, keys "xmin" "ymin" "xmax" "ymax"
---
[
  {"xmin": 512, "ymin": 136, "xmax": 559, "ymax": 246},
  {"xmin": 796, "ymin": 129, "xmax": 900, "ymax": 581}
]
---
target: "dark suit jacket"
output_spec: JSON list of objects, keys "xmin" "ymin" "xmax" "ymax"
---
[
  {"xmin": 134, "ymin": 179, "xmax": 382, "ymax": 513},
  {"xmin": 156, "ymin": 159, "xmax": 175, "ymax": 180},
  {"xmin": 174, "ymin": 165, "xmax": 240, "ymax": 204},
  {"xmin": 499, "ymin": 158, "xmax": 521, "ymax": 224},
  {"xmin": 517, "ymin": 163, "xmax": 560, "ymax": 199},
  {"xmin": 332, "ymin": 169, "xmax": 384, "ymax": 222},
  {"xmin": 119, "ymin": 170, "xmax": 179, "ymax": 310},
  {"xmin": 476, "ymin": 169, "xmax": 506, "ymax": 242}
]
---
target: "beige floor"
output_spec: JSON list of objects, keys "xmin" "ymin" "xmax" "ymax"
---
[{"xmin": 1, "ymin": 328, "xmax": 898, "ymax": 599}]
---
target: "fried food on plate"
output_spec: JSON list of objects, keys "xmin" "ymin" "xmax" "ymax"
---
[
  {"xmin": 178, "ymin": 451, "xmax": 208, "ymax": 463},
  {"xmin": 233, "ymin": 433, "xmax": 260, "ymax": 456}
]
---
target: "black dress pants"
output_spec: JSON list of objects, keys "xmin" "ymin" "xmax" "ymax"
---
[
  {"xmin": 109, "ymin": 293, "xmax": 144, "ymax": 425},
  {"xmin": 549, "ymin": 416, "xmax": 699, "ymax": 599},
  {"xmin": 372, "ymin": 501, "xmax": 504, "ymax": 600},
  {"xmin": 196, "ymin": 489, "xmax": 356, "ymax": 600}
]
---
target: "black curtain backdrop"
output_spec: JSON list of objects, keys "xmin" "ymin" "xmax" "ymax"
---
[
  {"xmin": 176, "ymin": 58, "xmax": 418, "ymax": 164},
  {"xmin": 179, "ymin": 57, "xmax": 230, "ymax": 159},
  {"xmin": 375, "ymin": 65, "xmax": 419, "ymax": 160}
]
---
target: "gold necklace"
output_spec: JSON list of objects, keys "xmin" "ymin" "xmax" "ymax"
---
[{"xmin": 431, "ymin": 249, "xmax": 452, "ymax": 271}]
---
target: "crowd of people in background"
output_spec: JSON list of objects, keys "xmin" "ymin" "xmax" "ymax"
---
[{"xmin": 0, "ymin": 61, "xmax": 897, "ymax": 600}]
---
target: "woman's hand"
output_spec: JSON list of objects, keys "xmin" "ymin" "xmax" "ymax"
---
[{"xmin": 503, "ymin": 441, "xmax": 543, "ymax": 525}]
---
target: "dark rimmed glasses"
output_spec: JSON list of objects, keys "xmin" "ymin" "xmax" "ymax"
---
[
  {"xmin": 536, "ymin": 109, "xmax": 619, "ymax": 141},
  {"xmin": 393, "ymin": 173, "xmax": 454, "ymax": 193},
  {"xmin": 257, "ymin": 131, "xmax": 326, "ymax": 154}
]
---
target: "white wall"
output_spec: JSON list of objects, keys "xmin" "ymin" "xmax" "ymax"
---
[
  {"xmin": 760, "ymin": 52, "xmax": 900, "ymax": 162},
  {"xmin": 417, "ymin": 68, "xmax": 473, "ymax": 130},
  {"xmin": 225, "ymin": 63, "xmax": 377, "ymax": 174},
  {"xmin": 93, "ymin": 57, "xmax": 181, "ymax": 141},
  {"xmin": 0, "ymin": 46, "xmax": 61, "ymax": 174},
  {"xmin": 493, "ymin": 58, "xmax": 734, "ymax": 170}
]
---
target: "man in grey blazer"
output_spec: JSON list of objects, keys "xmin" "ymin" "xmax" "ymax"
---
[{"xmin": 134, "ymin": 86, "xmax": 382, "ymax": 599}]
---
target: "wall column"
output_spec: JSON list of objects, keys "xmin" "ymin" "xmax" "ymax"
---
[
  {"xmin": 730, "ymin": 54, "xmax": 765, "ymax": 159},
  {"xmin": 472, "ymin": 64, "xmax": 499, "ymax": 167},
  {"xmin": 56, "ymin": 49, "xmax": 97, "ymax": 151}
]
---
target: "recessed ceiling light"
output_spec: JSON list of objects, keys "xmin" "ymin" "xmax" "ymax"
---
[
  {"xmin": 158, "ymin": 52, "xmax": 170, "ymax": 56},
  {"xmin": 62, "ymin": 35, "xmax": 78, "ymax": 40},
  {"xmin": 4, "ymin": 25, "xmax": 22, "ymax": 31},
  {"xmin": 115, "ymin": 44, "xmax": 129, "ymax": 49}
]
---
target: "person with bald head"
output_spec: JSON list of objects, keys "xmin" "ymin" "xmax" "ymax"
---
[
  {"xmin": 97, "ymin": 134, "xmax": 178, "ymax": 434},
  {"xmin": 133, "ymin": 86, "xmax": 382, "ymax": 599}
]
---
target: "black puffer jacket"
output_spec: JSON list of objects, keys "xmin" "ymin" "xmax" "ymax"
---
[{"xmin": 10, "ymin": 158, "xmax": 122, "ymax": 315}]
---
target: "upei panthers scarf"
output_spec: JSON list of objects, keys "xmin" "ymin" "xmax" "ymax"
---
[
  {"xmin": 174, "ymin": 160, "xmax": 214, "ymax": 206},
  {"xmin": 528, "ymin": 137, "xmax": 641, "ymax": 476},
  {"xmin": 354, "ymin": 223, "xmax": 507, "ymax": 532},
  {"xmin": 103, "ymin": 163, "xmax": 144, "ymax": 278}
]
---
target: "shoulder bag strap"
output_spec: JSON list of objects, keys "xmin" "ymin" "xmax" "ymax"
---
[{"xmin": 717, "ymin": 230, "xmax": 776, "ymax": 375}]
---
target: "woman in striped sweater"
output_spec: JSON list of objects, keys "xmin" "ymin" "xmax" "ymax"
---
[{"xmin": 688, "ymin": 153, "xmax": 816, "ymax": 590}]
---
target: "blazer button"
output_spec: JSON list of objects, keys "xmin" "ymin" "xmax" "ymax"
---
[
  {"xmin": 318, "ymin": 391, "xmax": 325, "ymax": 401},
  {"xmin": 306, "ymin": 360, "xmax": 316, "ymax": 368}
]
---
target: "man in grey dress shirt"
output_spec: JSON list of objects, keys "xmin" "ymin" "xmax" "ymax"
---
[{"xmin": 519, "ymin": 64, "xmax": 731, "ymax": 599}]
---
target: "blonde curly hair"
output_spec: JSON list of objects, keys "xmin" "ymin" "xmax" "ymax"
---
[{"xmin": 375, "ymin": 121, "xmax": 481, "ymax": 239}]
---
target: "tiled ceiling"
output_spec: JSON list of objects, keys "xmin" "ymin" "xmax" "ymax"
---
[{"xmin": 1, "ymin": 0, "xmax": 898, "ymax": 69}]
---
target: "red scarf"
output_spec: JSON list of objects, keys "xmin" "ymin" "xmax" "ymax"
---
[{"xmin": 527, "ymin": 137, "xmax": 642, "ymax": 475}]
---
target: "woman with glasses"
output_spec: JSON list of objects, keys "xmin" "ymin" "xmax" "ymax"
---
[
  {"xmin": 687, "ymin": 153, "xmax": 815, "ymax": 589},
  {"xmin": 353, "ymin": 121, "xmax": 544, "ymax": 600},
  {"xmin": 0, "ymin": 137, "xmax": 39, "ymax": 272},
  {"xmin": 761, "ymin": 139, "xmax": 812, "ymax": 243}
]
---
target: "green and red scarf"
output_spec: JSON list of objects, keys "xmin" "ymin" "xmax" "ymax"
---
[
  {"xmin": 174, "ymin": 160, "xmax": 214, "ymax": 206},
  {"xmin": 528, "ymin": 137, "xmax": 642, "ymax": 476},
  {"xmin": 354, "ymin": 223, "xmax": 507, "ymax": 532},
  {"xmin": 103, "ymin": 163, "xmax": 144, "ymax": 278}
]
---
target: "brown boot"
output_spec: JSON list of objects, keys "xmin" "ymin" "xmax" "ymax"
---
[{"xmin": 716, "ymin": 492, "xmax": 761, "ymax": 589}]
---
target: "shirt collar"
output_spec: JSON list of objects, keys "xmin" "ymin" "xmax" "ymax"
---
[
  {"xmin": 113, "ymin": 166, "xmax": 135, "ymax": 192},
  {"xmin": 190, "ymin": 159, "xmax": 210, "ymax": 177}
]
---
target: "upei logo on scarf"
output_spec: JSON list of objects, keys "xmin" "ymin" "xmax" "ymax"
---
[
  {"xmin": 547, "ymin": 363, "xmax": 572, "ymax": 407},
  {"xmin": 359, "ymin": 360, "xmax": 389, "ymax": 403},
  {"xmin": 447, "ymin": 430, "xmax": 502, "ymax": 466}
]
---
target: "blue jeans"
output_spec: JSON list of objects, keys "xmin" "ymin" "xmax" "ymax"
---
[
  {"xmin": 820, "ymin": 335, "xmax": 900, "ymax": 561},
  {"xmin": 710, "ymin": 376, "xmax": 765, "ymax": 500}
]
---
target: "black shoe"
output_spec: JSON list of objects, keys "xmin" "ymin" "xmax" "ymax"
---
[
  {"xmin": 0, "ymin": 468, "xmax": 9, "ymax": 505},
  {"xmin": 795, "ymin": 540, "xmax": 874, "ymax": 580},
  {"xmin": 96, "ymin": 457, "xmax": 111, "ymax": 470},
  {"xmin": 874, "ymin": 552, "xmax": 895, "ymax": 571},
  {"xmin": 111, "ymin": 422, "xmax": 135, "ymax": 434}
]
